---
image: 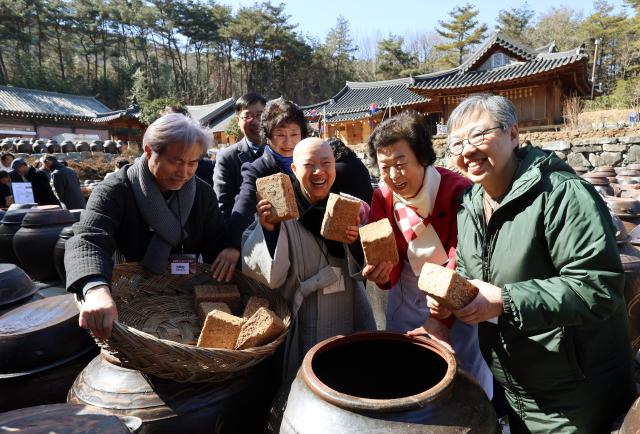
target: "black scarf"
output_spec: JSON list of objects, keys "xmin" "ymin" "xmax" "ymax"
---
[{"xmin": 293, "ymin": 179, "xmax": 364, "ymax": 264}]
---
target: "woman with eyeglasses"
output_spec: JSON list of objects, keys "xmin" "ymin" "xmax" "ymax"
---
[
  {"xmin": 212, "ymin": 98, "xmax": 308, "ymax": 280},
  {"xmin": 434, "ymin": 94, "xmax": 635, "ymax": 433},
  {"xmin": 362, "ymin": 110, "xmax": 493, "ymax": 398}
]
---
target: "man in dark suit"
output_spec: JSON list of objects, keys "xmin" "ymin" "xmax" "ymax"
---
[{"xmin": 213, "ymin": 92, "xmax": 266, "ymax": 220}]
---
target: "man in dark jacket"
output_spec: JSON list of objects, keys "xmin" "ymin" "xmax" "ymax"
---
[
  {"xmin": 213, "ymin": 92, "xmax": 266, "ymax": 220},
  {"xmin": 45, "ymin": 157, "xmax": 85, "ymax": 209},
  {"xmin": 65, "ymin": 113, "xmax": 227, "ymax": 339},
  {"xmin": 28, "ymin": 159, "xmax": 59, "ymax": 205},
  {"xmin": 9, "ymin": 158, "xmax": 29, "ymax": 183}
]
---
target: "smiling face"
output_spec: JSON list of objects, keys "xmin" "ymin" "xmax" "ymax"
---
[
  {"xmin": 376, "ymin": 139, "xmax": 426, "ymax": 199},
  {"xmin": 145, "ymin": 143, "xmax": 202, "ymax": 192},
  {"xmin": 269, "ymin": 121, "xmax": 302, "ymax": 158},
  {"xmin": 292, "ymin": 138, "xmax": 336, "ymax": 203},
  {"xmin": 237, "ymin": 101, "xmax": 265, "ymax": 145},
  {"xmin": 450, "ymin": 110, "xmax": 519, "ymax": 197}
]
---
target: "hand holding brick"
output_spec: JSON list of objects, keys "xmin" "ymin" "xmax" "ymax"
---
[
  {"xmin": 256, "ymin": 173, "xmax": 299, "ymax": 223},
  {"xmin": 417, "ymin": 263, "xmax": 479, "ymax": 311}
]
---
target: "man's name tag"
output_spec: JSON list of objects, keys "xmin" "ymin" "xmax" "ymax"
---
[
  {"xmin": 170, "ymin": 254, "xmax": 197, "ymax": 275},
  {"xmin": 323, "ymin": 267, "xmax": 346, "ymax": 295}
]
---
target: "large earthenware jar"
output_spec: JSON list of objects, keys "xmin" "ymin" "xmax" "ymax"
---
[
  {"xmin": 0, "ymin": 263, "xmax": 37, "ymax": 307},
  {"xmin": 16, "ymin": 140, "xmax": 31, "ymax": 154},
  {"xmin": 75, "ymin": 141, "xmax": 90, "ymax": 152},
  {"xmin": 61, "ymin": 140, "xmax": 75, "ymax": 153},
  {"xmin": 90, "ymin": 141, "xmax": 104, "ymax": 153},
  {"xmin": 13, "ymin": 208, "xmax": 76, "ymax": 282},
  {"xmin": 104, "ymin": 140, "xmax": 117, "ymax": 154},
  {"xmin": 0, "ymin": 294, "xmax": 98, "ymax": 412},
  {"xmin": 53, "ymin": 225, "xmax": 74, "ymax": 284},
  {"xmin": 46, "ymin": 140, "xmax": 60, "ymax": 153},
  {"xmin": 0, "ymin": 403, "xmax": 139, "ymax": 434},
  {"xmin": 32, "ymin": 139, "xmax": 46, "ymax": 154},
  {"xmin": 605, "ymin": 197, "xmax": 640, "ymax": 234},
  {"xmin": 68, "ymin": 353, "xmax": 274, "ymax": 434},
  {"xmin": 582, "ymin": 175, "xmax": 614, "ymax": 196},
  {"xmin": 0, "ymin": 206, "xmax": 36, "ymax": 266},
  {"xmin": 280, "ymin": 332, "xmax": 499, "ymax": 433}
]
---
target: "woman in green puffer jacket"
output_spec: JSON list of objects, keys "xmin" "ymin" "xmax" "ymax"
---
[{"xmin": 432, "ymin": 94, "xmax": 636, "ymax": 433}]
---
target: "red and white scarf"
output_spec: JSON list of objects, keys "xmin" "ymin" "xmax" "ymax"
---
[{"xmin": 391, "ymin": 166, "xmax": 448, "ymax": 275}]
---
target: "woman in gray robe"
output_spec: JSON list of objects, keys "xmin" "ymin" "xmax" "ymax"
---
[{"xmin": 241, "ymin": 138, "xmax": 376, "ymax": 381}]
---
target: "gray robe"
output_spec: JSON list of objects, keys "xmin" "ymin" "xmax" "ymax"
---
[{"xmin": 242, "ymin": 219, "xmax": 376, "ymax": 381}]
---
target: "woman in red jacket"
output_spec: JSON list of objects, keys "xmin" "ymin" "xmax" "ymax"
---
[{"xmin": 363, "ymin": 110, "xmax": 492, "ymax": 397}]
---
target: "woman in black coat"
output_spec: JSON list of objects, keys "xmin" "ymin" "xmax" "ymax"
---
[
  {"xmin": 212, "ymin": 98, "xmax": 308, "ymax": 277},
  {"xmin": 328, "ymin": 138, "xmax": 373, "ymax": 204}
]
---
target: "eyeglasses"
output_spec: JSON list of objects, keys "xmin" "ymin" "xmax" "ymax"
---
[
  {"xmin": 448, "ymin": 125, "xmax": 505, "ymax": 156},
  {"xmin": 239, "ymin": 112, "xmax": 262, "ymax": 121}
]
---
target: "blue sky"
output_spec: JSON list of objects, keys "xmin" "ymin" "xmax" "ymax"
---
[{"xmin": 222, "ymin": 0, "xmax": 629, "ymax": 41}]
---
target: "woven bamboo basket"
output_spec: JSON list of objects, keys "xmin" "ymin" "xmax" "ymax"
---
[{"xmin": 88, "ymin": 262, "xmax": 291, "ymax": 383}]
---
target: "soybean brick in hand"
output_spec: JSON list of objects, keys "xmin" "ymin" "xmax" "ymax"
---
[
  {"xmin": 417, "ymin": 263, "xmax": 478, "ymax": 311},
  {"xmin": 256, "ymin": 173, "xmax": 299, "ymax": 223},
  {"xmin": 321, "ymin": 193, "xmax": 361, "ymax": 244},
  {"xmin": 358, "ymin": 218, "xmax": 399, "ymax": 265}
]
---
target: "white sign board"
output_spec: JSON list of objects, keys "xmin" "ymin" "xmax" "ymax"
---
[{"xmin": 12, "ymin": 182, "xmax": 34, "ymax": 204}]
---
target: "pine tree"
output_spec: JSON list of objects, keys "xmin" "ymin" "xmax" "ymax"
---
[
  {"xmin": 435, "ymin": 3, "xmax": 488, "ymax": 67},
  {"xmin": 376, "ymin": 35, "xmax": 417, "ymax": 80},
  {"xmin": 497, "ymin": 4, "xmax": 535, "ymax": 41}
]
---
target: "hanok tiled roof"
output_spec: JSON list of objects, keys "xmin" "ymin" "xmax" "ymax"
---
[
  {"xmin": 209, "ymin": 109, "xmax": 235, "ymax": 133},
  {"xmin": 459, "ymin": 31, "xmax": 536, "ymax": 73},
  {"xmin": 92, "ymin": 98, "xmax": 142, "ymax": 124},
  {"xmin": 411, "ymin": 45, "xmax": 588, "ymax": 92},
  {"xmin": 302, "ymin": 77, "xmax": 430, "ymax": 123},
  {"xmin": 0, "ymin": 85, "xmax": 112, "ymax": 121},
  {"xmin": 187, "ymin": 97, "xmax": 235, "ymax": 125}
]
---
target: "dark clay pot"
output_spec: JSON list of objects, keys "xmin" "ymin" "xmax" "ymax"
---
[
  {"xmin": 53, "ymin": 226, "xmax": 74, "ymax": 284},
  {"xmin": 0, "ymin": 207, "xmax": 35, "ymax": 266},
  {"xmin": 0, "ymin": 403, "xmax": 139, "ymax": 434},
  {"xmin": 46, "ymin": 140, "xmax": 60, "ymax": 153},
  {"xmin": 61, "ymin": 141, "xmax": 75, "ymax": 153},
  {"xmin": 32, "ymin": 140, "xmax": 46, "ymax": 154},
  {"xmin": 90, "ymin": 141, "xmax": 104, "ymax": 153},
  {"xmin": 13, "ymin": 208, "xmax": 76, "ymax": 282},
  {"xmin": 280, "ymin": 332, "xmax": 499, "ymax": 433},
  {"xmin": 619, "ymin": 243, "xmax": 640, "ymax": 353},
  {"xmin": 0, "ymin": 263, "xmax": 37, "ymax": 307},
  {"xmin": 0, "ymin": 294, "xmax": 98, "ymax": 412},
  {"xmin": 1, "ymin": 140, "xmax": 14, "ymax": 151},
  {"xmin": 104, "ymin": 140, "xmax": 117, "ymax": 154},
  {"xmin": 16, "ymin": 141, "xmax": 32, "ymax": 154},
  {"xmin": 68, "ymin": 354, "xmax": 275, "ymax": 434},
  {"xmin": 75, "ymin": 141, "xmax": 90, "ymax": 152}
]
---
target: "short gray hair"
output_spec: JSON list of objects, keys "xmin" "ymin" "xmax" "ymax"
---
[
  {"xmin": 447, "ymin": 94, "xmax": 518, "ymax": 132},
  {"xmin": 143, "ymin": 113, "xmax": 212, "ymax": 156}
]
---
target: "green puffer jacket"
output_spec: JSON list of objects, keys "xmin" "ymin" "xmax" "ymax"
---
[{"xmin": 456, "ymin": 145, "xmax": 636, "ymax": 433}]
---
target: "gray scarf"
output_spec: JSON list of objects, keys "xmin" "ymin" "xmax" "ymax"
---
[{"xmin": 126, "ymin": 155, "xmax": 196, "ymax": 273}]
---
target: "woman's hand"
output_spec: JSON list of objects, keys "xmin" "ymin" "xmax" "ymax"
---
[
  {"xmin": 211, "ymin": 248, "xmax": 240, "ymax": 282},
  {"xmin": 344, "ymin": 215, "xmax": 361, "ymax": 244},
  {"xmin": 407, "ymin": 316, "xmax": 454, "ymax": 354},
  {"xmin": 362, "ymin": 261, "xmax": 394, "ymax": 286},
  {"xmin": 427, "ymin": 296, "xmax": 452, "ymax": 319},
  {"xmin": 257, "ymin": 199, "xmax": 277, "ymax": 232},
  {"xmin": 79, "ymin": 285, "xmax": 118, "ymax": 339},
  {"xmin": 452, "ymin": 279, "xmax": 504, "ymax": 324}
]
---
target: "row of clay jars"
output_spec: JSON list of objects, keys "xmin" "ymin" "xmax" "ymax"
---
[{"xmin": 606, "ymin": 201, "xmax": 640, "ymax": 361}]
